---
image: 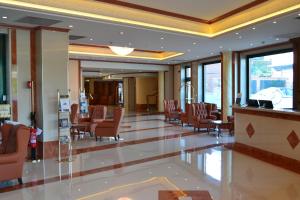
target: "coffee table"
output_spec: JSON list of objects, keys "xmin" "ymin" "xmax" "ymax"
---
[{"xmin": 209, "ymin": 120, "xmax": 233, "ymax": 138}]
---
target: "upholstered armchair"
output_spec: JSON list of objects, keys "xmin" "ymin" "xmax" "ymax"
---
[
  {"xmin": 205, "ymin": 103, "xmax": 220, "ymax": 119},
  {"xmin": 180, "ymin": 103, "xmax": 193, "ymax": 126},
  {"xmin": 192, "ymin": 103, "xmax": 217, "ymax": 132},
  {"xmin": 89, "ymin": 105, "xmax": 108, "ymax": 134},
  {"xmin": 70, "ymin": 104, "xmax": 89, "ymax": 140},
  {"xmin": 164, "ymin": 100, "xmax": 181, "ymax": 122},
  {"xmin": 94, "ymin": 107, "xmax": 125, "ymax": 141},
  {"xmin": 0, "ymin": 124, "xmax": 30, "ymax": 184}
]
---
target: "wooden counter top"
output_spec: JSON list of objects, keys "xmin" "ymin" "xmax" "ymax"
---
[{"xmin": 233, "ymin": 106, "xmax": 300, "ymax": 121}]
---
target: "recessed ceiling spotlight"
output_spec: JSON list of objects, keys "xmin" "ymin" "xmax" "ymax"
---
[
  {"xmin": 120, "ymin": 31, "xmax": 124, "ymax": 35},
  {"xmin": 252, "ymin": 27, "xmax": 256, "ymax": 30},
  {"xmin": 161, "ymin": 46, "xmax": 164, "ymax": 49},
  {"xmin": 298, "ymin": 13, "xmax": 300, "ymax": 16},
  {"xmin": 128, "ymin": 42, "xmax": 132, "ymax": 46},
  {"xmin": 2, "ymin": 16, "xmax": 7, "ymax": 19},
  {"xmin": 219, "ymin": 46, "xmax": 223, "ymax": 49},
  {"xmin": 235, "ymin": 32, "xmax": 239, "ymax": 35},
  {"xmin": 273, "ymin": 21, "xmax": 277, "ymax": 24},
  {"xmin": 68, "ymin": 25, "xmax": 73, "ymax": 28},
  {"xmin": 238, "ymin": 36, "xmax": 242, "ymax": 39},
  {"xmin": 250, "ymin": 43, "xmax": 254, "ymax": 46},
  {"xmin": 160, "ymin": 37, "xmax": 164, "ymax": 40},
  {"xmin": 211, "ymin": 52, "xmax": 214, "ymax": 55},
  {"xmin": 193, "ymin": 42, "xmax": 197, "ymax": 45},
  {"xmin": 276, "ymin": 38, "xmax": 280, "ymax": 41},
  {"xmin": 89, "ymin": 38, "xmax": 93, "ymax": 41}
]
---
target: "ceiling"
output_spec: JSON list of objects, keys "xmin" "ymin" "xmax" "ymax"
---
[
  {"xmin": 0, "ymin": 1, "xmax": 299, "ymax": 66},
  {"xmin": 109, "ymin": 0, "xmax": 255, "ymax": 20}
]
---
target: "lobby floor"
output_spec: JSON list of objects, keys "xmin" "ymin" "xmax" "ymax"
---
[{"xmin": 0, "ymin": 114, "xmax": 300, "ymax": 200}]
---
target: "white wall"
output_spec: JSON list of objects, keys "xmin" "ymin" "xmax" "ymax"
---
[
  {"xmin": 68, "ymin": 60, "xmax": 80, "ymax": 105},
  {"xmin": 16, "ymin": 29, "xmax": 31, "ymax": 125},
  {"xmin": 36, "ymin": 29, "xmax": 69, "ymax": 142}
]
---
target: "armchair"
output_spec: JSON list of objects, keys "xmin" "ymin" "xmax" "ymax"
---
[
  {"xmin": 164, "ymin": 100, "xmax": 181, "ymax": 122},
  {"xmin": 0, "ymin": 124, "xmax": 30, "ymax": 184},
  {"xmin": 205, "ymin": 103, "xmax": 220, "ymax": 119},
  {"xmin": 180, "ymin": 103, "xmax": 193, "ymax": 126},
  {"xmin": 192, "ymin": 103, "xmax": 217, "ymax": 132},
  {"xmin": 94, "ymin": 107, "xmax": 124, "ymax": 141},
  {"xmin": 70, "ymin": 104, "xmax": 89, "ymax": 140}
]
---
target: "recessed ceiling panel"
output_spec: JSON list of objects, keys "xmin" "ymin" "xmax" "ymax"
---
[{"xmin": 15, "ymin": 16, "xmax": 61, "ymax": 26}]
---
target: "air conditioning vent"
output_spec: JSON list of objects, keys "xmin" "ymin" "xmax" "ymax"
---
[
  {"xmin": 15, "ymin": 16, "xmax": 61, "ymax": 26},
  {"xmin": 69, "ymin": 35, "xmax": 86, "ymax": 40}
]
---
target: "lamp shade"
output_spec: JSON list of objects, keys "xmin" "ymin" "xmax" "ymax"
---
[{"xmin": 109, "ymin": 46, "xmax": 134, "ymax": 56}]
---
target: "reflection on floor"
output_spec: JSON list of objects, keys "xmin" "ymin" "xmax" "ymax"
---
[{"xmin": 0, "ymin": 114, "xmax": 300, "ymax": 200}]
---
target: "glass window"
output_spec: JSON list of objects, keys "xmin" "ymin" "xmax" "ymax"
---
[
  {"xmin": 204, "ymin": 62, "xmax": 222, "ymax": 108},
  {"xmin": 248, "ymin": 51, "xmax": 293, "ymax": 109},
  {"xmin": 184, "ymin": 66, "xmax": 192, "ymax": 104}
]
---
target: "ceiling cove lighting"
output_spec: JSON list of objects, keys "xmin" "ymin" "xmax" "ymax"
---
[
  {"xmin": 109, "ymin": 46, "xmax": 134, "ymax": 56},
  {"xmin": 2, "ymin": 0, "xmax": 300, "ymax": 38}
]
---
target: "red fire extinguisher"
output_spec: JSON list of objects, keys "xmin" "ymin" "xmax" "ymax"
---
[{"xmin": 30, "ymin": 127, "xmax": 37, "ymax": 160}]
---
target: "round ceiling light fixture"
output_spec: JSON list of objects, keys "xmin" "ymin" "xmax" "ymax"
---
[{"xmin": 109, "ymin": 46, "xmax": 134, "ymax": 56}]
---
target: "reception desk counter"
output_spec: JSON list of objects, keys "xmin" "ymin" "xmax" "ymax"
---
[{"xmin": 233, "ymin": 106, "xmax": 300, "ymax": 161}]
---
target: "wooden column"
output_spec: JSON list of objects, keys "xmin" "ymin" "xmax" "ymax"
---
[{"xmin": 290, "ymin": 37, "xmax": 300, "ymax": 109}]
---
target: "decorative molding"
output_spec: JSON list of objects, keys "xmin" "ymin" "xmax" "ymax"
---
[
  {"xmin": 233, "ymin": 107, "xmax": 300, "ymax": 121},
  {"xmin": 225, "ymin": 142, "xmax": 300, "ymax": 174},
  {"xmin": 95, "ymin": 0, "xmax": 268, "ymax": 24},
  {"xmin": 69, "ymin": 58, "xmax": 170, "ymax": 66},
  {"xmin": 70, "ymin": 43, "xmax": 163, "ymax": 54}
]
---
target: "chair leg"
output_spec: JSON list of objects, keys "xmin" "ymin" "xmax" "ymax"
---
[
  {"xmin": 117, "ymin": 135, "xmax": 120, "ymax": 140},
  {"xmin": 114, "ymin": 136, "xmax": 118, "ymax": 141},
  {"xmin": 18, "ymin": 178, "xmax": 23, "ymax": 185},
  {"xmin": 95, "ymin": 136, "xmax": 98, "ymax": 141},
  {"xmin": 181, "ymin": 122, "xmax": 183, "ymax": 127}
]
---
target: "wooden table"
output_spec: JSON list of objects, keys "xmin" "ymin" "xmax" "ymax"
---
[{"xmin": 209, "ymin": 120, "xmax": 233, "ymax": 138}]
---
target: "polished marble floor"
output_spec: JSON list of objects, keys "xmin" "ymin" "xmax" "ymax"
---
[{"xmin": 1, "ymin": 114, "xmax": 300, "ymax": 200}]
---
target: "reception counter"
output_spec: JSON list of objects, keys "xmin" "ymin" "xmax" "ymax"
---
[{"xmin": 233, "ymin": 106, "xmax": 300, "ymax": 161}]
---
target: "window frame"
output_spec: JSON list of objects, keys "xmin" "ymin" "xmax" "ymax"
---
[
  {"xmin": 246, "ymin": 48, "xmax": 293, "ymax": 104},
  {"xmin": 202, "ymin": 60, "xmax": 222, "ymax": 108}
]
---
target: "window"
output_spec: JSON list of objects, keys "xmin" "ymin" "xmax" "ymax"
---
[
  {"xmin": 248, "ymin": 50, "xmax": 293, "ymax": 109},
  {"xmin": 203, "ymin": 62, "xmax": 222, "ymax": 108},
  {"xmin": 184, "ymin": 66, "xmax": 192, "ymax": 104}
]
